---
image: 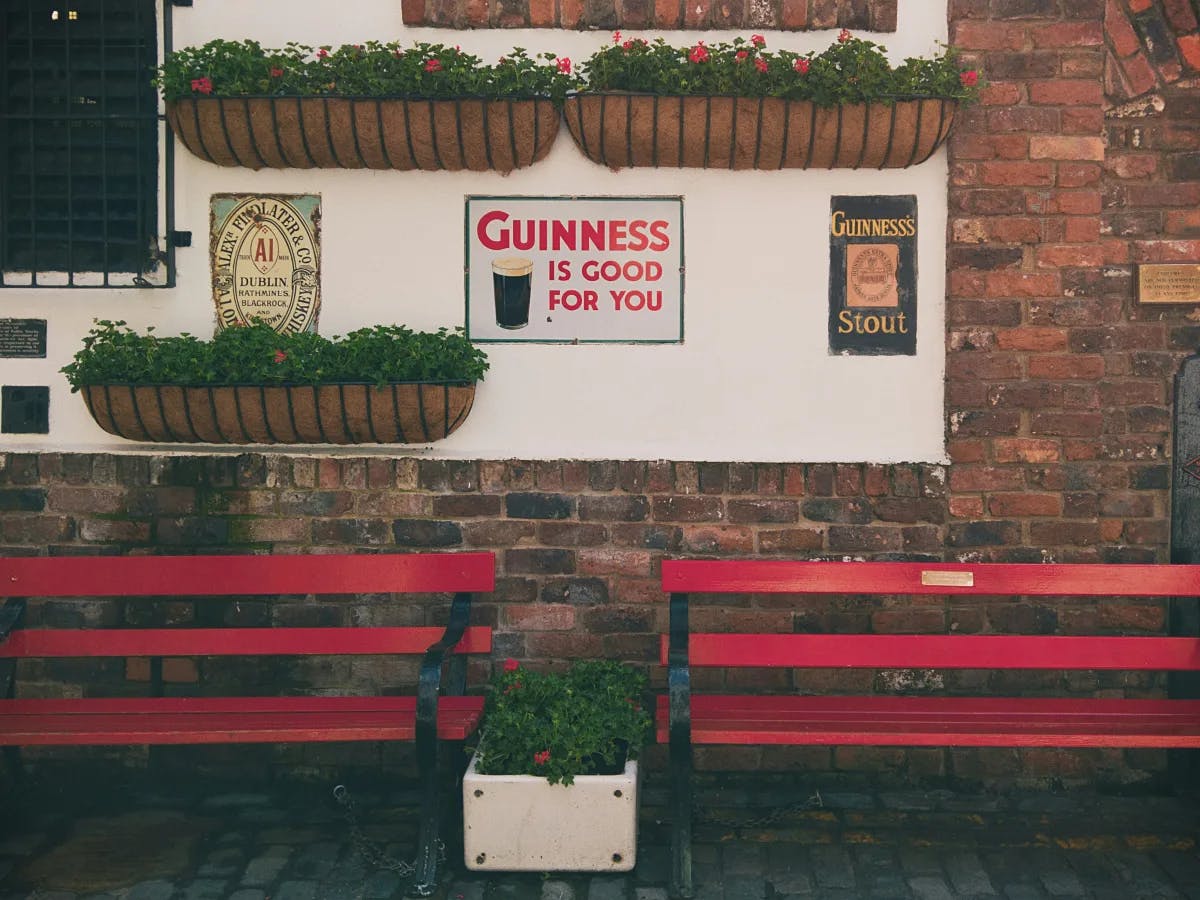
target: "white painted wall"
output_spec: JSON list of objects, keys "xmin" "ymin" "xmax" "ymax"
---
[{"xmin": 0, "ymin": 1, "xmax": 949, "ymax": 462}]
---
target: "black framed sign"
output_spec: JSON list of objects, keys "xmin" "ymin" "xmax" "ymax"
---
[{"xmin": 828, "ymin": 195, "xmax": 917, "ymax": 356}]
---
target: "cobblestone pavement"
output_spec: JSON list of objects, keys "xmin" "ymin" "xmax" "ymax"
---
[{"xmin": 1, "ymin": 768, "xmax": 1198, "ymax": 900}]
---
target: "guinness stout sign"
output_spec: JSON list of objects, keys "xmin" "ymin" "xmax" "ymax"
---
[
  {"xmin": 828, "ymin": 195, "xmax": 917, "ymax": 356},
  {"xmin": 211, "ymin": 194, "xmax": 321, "ymax": 334}
]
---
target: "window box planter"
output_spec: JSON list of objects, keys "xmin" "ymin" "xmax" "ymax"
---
[
  {"xmin": 78, "ymin": 381, "xmax": 476, "ymax": 444},
  {"xmin": 562, "ymin": 94, "xmax": 956, "ymax": 170},
  {"xmin": 462, "ymin": 750, "xmax": 639, "ymax": 872},
  {"xmin": 166, "ymin": 96, "xmax": 561, "ymax": 173}
]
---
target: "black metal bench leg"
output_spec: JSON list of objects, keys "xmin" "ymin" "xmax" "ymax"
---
[
  {"xmin": 670, "ymin": 729, "xmax": 694, "ymax": 899},
  {"xmin": 411, "ymin": 702, "xmax": 440, "ymax": 896}
]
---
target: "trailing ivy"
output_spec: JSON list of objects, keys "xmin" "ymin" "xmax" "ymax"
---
[{"xmin": 61, "ymin": 321, "xmax": 489, "ymax": 390}]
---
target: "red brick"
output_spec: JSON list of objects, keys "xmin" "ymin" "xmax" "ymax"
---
[
  {"xmin": 1120, "ymin": 51, "xmax": 1160, "ymax": 96},
  {"xmin": 401, "ymin": 0, "xmax": 426, "ymax": 24},
  {"xmin": 949, "ymin": 466, "xmax": 1027, "ymax": 492},
  {"xmin": 1031, "ymin": 21, "xmax": 1103, "ymax": 47},
  {"xmin": 993, "ymin": 438, "xmax": 1062, "ymax": 463},
  {"xmin": 1036, "ymin": 244, "xmax": 1107, "ymax": 268},
  {"xmin": 1133, "ymin": 239, "xmax": 1200, "ymax": 262},
  {"xmin": 1105, "ymin": 0, "xmax": 1142, "ymax": 57},
  {"xmin": 561, "ymin": 0, "xmax": 585, "ymax": 26},
  {"xmin": 1029, "ymin": 136, "xmax": 1105, "ymax": 161},
  {"xmin": 949, "ymin": 496, "xmax": 985, "ymax": 518},
  {"xmin": 995, "ymin": 327, "xmax": 1068, "ymax": 351},
  {"xmin": 1164, "ymin": 0, "xmax": 1199, "ymax": 31},
  {"xmin": 1128, "ymin": 0, "xmax": 1153, "ymax": 12},
  {"xmin": 1029, "ymin": 79, "xmax": 1105, "ymax": 106},
  {"xmin": 758, "ymin": 528, "xmax": 824, "ymax": 552},
  {"xmin": 577, "ymin": 548, "xmax": 653, "ymax": 576},
  {"xmin": 986, "ymin": 217, "xmax": 1042, "ymax": 242},
  {"xmin": 1027, "ymin": 355, "xmax": 1106, "ymax": 379},
  {"xmin": 779, "ymin": 0, "xmax": 807, "ymax": 28},
  {"xmin": 979, "ymin": 83, "xmax": 1023, "ymax": 106},
  {"xmin": 952, "ymin": 20, "xmax": 1026, "ymax": 50},
  {"xmin": 984, "ymin": 272, "xmax": 1062, "ymax": 297},
  {"xmin": 683, "ymin": 0, "xmax": 711, "ymax": 26},
  {"xmin": 1064, "ymin": 217, "xmax": 1102, "ymax": 242},
  {"xmin": 981, "ymin": 161, "xmax": 1056, "ymax": 186},
  {"xmin": 989, "ymin": 493, "xmax": 1062, "ymax": 516},
  {"xmin": 1052, "ymin": 192, "xmax": 1103, "ymax": 215},
  {"xmin": 1164, "ymin": 209, "xmax": 1200, "ymax": 234},
  {"xmin": 947, "ymin": 439, "xmax": 987, "ymax": 463},
  {"xmin": 681, "ymin": 524, "xmax": 755, "ymax": 554},
  {"xmin": 1031, "ymin": 411, "xmax": 1104, "ymax": 437},
  {"xmin": 1179, "ymin": 34, "xmax": 1200, "ymax": 72}
]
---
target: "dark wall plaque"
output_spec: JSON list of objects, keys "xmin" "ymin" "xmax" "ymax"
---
[
  {"xmin": 0, "ymin": 319, "xmax": 47, "ymax": 358},
  {"xmin": 828, "ymin": 195, "xmax": 917, "ymax": 356}
]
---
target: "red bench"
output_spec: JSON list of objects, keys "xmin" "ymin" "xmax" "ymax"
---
[
  {"xmin": 0, "ymin": 551, "xmax": 494, "ymax": 897},
  {"xmin": 658, "ymin": 559, "xmax": 1200, "ymax": 898}
]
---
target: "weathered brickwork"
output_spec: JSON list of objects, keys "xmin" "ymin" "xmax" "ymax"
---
[{"xmin": 401, "ymin": 0, "xmax": 897, "ymax": 30}]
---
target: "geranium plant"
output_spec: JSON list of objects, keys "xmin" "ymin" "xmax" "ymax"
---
[
  {"xmin": 61, "ymin": 320, "xmax": 489, "ymax": 390},
  {"xmin": 157, "ymin": 40, "xmax": 581, "ymax": 102},
  {"xmin": 470, "ymin": 659, "xmax": 652, "ymax": 786},
  {"xmin": 581, "ymin": 30, "xmax": 982, "ymax": 104}
]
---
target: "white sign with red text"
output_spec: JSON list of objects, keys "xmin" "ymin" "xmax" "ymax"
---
[{"xmin": 466, "ymin": 196, "xmax": 683, "ymax": 343}]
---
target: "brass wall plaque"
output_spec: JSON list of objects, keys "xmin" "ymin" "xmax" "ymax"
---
[
  {"xmin": 1138, "ymin": 264, "xmax": 1200, "ymax": 304},
  {"xmin": 921, "ymin": 570, "xmax": 974, "ymax": 587}
]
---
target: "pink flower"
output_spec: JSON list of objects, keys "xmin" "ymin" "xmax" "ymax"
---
[
  {"xmin": 960, "ymin": 69, "xmax": 979, "ymax": 87},
  {"xmin": 751, "ymin": 34, "xmax": 766, "ymax": 47},
  {"xmin": 794, "ymin": 57, "xmax": 810, "ymax": 74},
  {"xmin": 190, "ymin": 77, "xmax": 213, "ymax": 95},
  {"xmin": 503, "ymin": 658, "xmax": 520, "ymax": 672},
  {"xmin": 270, "ymin": 67, "xmax": 284, "ymax": 78},
  {"xmin": 316, "ymin": 48, "xmax": 329, "ymax": 59},
  {"xmin": 557, "ymin": 56, "xmax": 572, "ymax": 74},
  {"xmin": 689, "ymin": 43, "xmax": 708, "ymax": 64},
  {"xmin": 425, "ymin": 58, "xmax": 442, "ymax": 73},
  {"xmin": 613, "ymin": 30, "xmax": 622, "ymax": 44},
  {"xmin": 755, "ymin": 57, "xmax": 768, "ymax": 73},
  {"xmin": 623, "ymin": 40, "xmax": 634, "ymax": 50},
  {"xmin": 838, "ymin": 28, "xmax": 851, "ymax": 42},
  {"xmin": 533, "ymin": 750, "xmax": 551, "ymax": 766},
  {"xmin": 273, "ymin": 350, "xmax": 287, "ymax": 364},
  {"xmin": 735, "ymin": 50, "xmax": 748, "ymax": 63}
]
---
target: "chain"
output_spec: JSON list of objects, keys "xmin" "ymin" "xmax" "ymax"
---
[
  {"xmin": 694, "ymin": 789, "xmax": 824, "ymax": 830},
  {"xmin": 333, "ymin": 783, "xmax": 440, "ymax": 876}
]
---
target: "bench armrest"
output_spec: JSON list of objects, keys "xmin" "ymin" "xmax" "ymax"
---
[{"xmin": 416, "ymin": 590, "xmax": 475, "ymax": 748}]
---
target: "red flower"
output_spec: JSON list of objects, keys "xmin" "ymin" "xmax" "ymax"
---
[
  {"xmin": 688, "ymin": 43, "xmax": 708, "ymax": 64},
  {"xmin": 751, "ymin": 34, "xmax": 766, "ymax": 47},
  {"xmin": 755, "ymin": 57, "xmax": 768, "ymax": 73},
  {"xmin": 269, "ymin": 67, "xmax": 283, "ymax": 78},
  {"xmin": 503, "ymin": 658, "xmax": 520, "ymax": 672},
  {"xmin": 533, "ymin": 749, "xmax": 551, "ymax": 766},
  {"xmin": 504, "ymin": 680, "xmax": 522, "ymax": 694},
  {"xmin": 623, "ymin": 40, "xmax": 634, "ymax": 50},
  {"xmin": 613, "ymin": 30, "xmax": 622, "ymax": 44},
  {"xmin": 838, "ymin": 28, "xmax": 851, "ymax": 42},
  {"xmin": 794, "ymin": 58, "xmax": 810, "ymax": 74},
  {"xmin": 273, "ymin": 350, "xmax": 287, "ymax": 364},
  {"xmin": 960, "ymin": 69, "xmax": 979, "ymax": 87},
  {"xmin": 557, "ymin": 57, "xmax": 572, "ymax": 74},
  {"xmin": 190, "ymin": 77, "xmax": 213, "ymax": 95},
  {"xmin": 735, "ymin": 50, "xmax": 748, "ymax": 63},
  {"xmin": 425, "ymin": 58, "xmax": 442, "ymax": 73},
  {"xmin": 316, "ymin": 48, "xmax": 329, "ymax": 59}
]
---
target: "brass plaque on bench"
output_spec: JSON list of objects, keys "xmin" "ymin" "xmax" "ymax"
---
[{"xmin": 921, "ymin": 570, "xmax": 974, "ymax": 587}]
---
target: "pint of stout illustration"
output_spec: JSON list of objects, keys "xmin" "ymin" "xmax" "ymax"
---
[{"xmin": 492, "ymin": 256, "xmax": 533, "ymax": 329}]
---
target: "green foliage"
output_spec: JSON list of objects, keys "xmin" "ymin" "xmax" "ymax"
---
[
  {"xmin": 470, "ymin": 659, "xmax": 652, "ymax": 786},
  {"xmin": 60, "ymin": 320, "xmax": 489, "ymax": 390},
  {"xmin": 581, "ymin": 31, "xmax": 982, "ymax": 105},
  {"xmin": 157, "ymin": 40, "xmax": 580, "ymax": 102}
]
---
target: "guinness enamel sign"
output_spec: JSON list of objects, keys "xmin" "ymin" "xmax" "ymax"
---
[
  {"xmin": 828, "ymin": 195, "xmax": 917, "ymax": 356},
  {"xmin": 211, "ymin": 194, "xmax": 321, "ymax": 334}
]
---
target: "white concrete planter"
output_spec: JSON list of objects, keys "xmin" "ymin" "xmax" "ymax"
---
[{"xmin": 462, "ymin": 750, "xmax": 639, "ymax": 872}]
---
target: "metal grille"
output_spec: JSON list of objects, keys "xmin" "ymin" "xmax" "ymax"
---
[{"xmin": 0, "ymin": 0, "xmax": 169, "ymax": 287}]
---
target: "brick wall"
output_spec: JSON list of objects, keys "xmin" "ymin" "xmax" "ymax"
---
[
  {"xmin": 8, "ymin": 0, "xmax": 1200, "ymax": 786},
  {"xmin": 401, "ymin": 0, "xmax": 897, "ymax": 30}
]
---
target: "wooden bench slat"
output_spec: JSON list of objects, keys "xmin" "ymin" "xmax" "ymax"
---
[
  {"xmin": 662, "ymin": 560, "xmax": 1200, "ymax": 597},
  {"xmin": 0, "ymin": 552, "xmax": 496, "ymax": 598},
  {"xmin": 1, "ymin": 626, "xmax": 494, "ymax": 659},
  {"xmin": 653, "ymin": 696, "xmax": 1200, "ymax": 747},
  {"xmin": 661, "ymin": 633, "xmax": 1200, "ymax": 670},
  {"xmin": 0, "ymin": 695, "xmax": 486, "ymax": 745}
]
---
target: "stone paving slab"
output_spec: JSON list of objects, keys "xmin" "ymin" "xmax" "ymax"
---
[{"xmin": 1, "ymin": 770, "xmax": 1198, "ymax": 900}]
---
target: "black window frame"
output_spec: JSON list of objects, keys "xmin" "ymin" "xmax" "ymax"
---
[{"xmin": 0, "ymin": 0, "xmax": 176, "ymax": 288}]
